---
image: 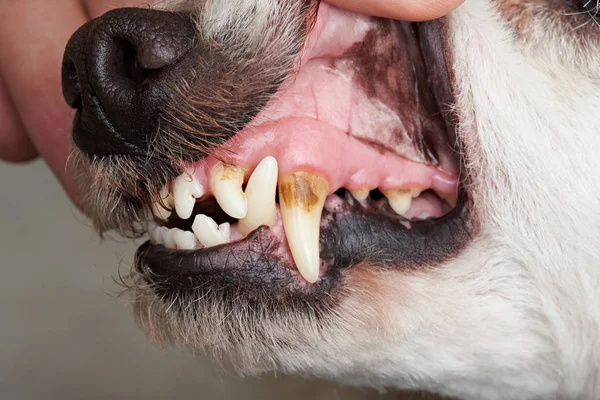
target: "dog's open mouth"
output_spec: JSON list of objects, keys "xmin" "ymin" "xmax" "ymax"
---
[
  {"xmin": 63, "ymin": 3, "xmax": 473, "ymax": 297},
  {"xmin": 133, "ymin": 6, "xmax": 471, "ymax": 293}
]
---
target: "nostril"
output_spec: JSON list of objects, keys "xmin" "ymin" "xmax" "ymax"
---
[
  {"xmin": 100, "ymin": 9, "xmax": 197, "ymax": 87},
  {"xmin": 117, "ymin": 40, "xmax": 154, "ymax": 85},
  {"xmin": 62, "ymin": 58, "xmax": 82, "ymax": 110},
  {"xmin": 61, "ymin": 7, "xmax": 197, "ymax": 156}
]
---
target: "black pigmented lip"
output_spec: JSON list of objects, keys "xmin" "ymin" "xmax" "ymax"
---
[
  {"xmin": 137, "ymin": 18, "xmax": 474, "ymax": 285},
  {"xmin": 137, "ymin": 191, "xmax": 472, "ymax": 282}
]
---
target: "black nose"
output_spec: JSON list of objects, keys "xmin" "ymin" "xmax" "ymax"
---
[{"xmin": 62, "ymin": 8, "xmax": 196, "ymax": 156}]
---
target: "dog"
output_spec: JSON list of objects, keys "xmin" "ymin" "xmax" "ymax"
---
[{"xmin": 60, "ymin": 0, "xmax": 600, "ymax": 398}]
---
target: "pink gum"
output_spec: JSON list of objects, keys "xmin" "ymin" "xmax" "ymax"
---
[
  {"xmin": 183, "ymin": 2, "xmax": 458, "ymax": 199},
  {"xmin": 187, "ymin": 117, "xmax": 457, "ymax": 199}
]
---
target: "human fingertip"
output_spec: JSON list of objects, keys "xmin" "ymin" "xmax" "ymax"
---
[{"xmin": 324, "ymin": 0, "xmax": 464, "ymax": 21}]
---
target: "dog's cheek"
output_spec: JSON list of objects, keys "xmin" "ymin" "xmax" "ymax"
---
[
  {"xmin": 495, "ymin": 0, "xmax": 600, "ymax": 78},
  {"xmin": 338, "ymin": 267, "xmax": 424, "ymax": 335}
]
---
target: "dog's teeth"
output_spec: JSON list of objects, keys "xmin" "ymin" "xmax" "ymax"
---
[
  {"xmin": 147, "ymin": 219, "xmax": 158, "ymax": 233},
  {"xmin": 159, "ymin": 226, "xmax": 176, "ymax": 249},
  {"xmin": 279, "ymin": 172, "xmax": 329, "ymax": 283},
  {"xmin": 383, "ymin": 188, "xmax": 422, "ymax": 216},
  {"xmin": 152, "ymin": 185, "xmax": 173, "ymax": 221},
  {"xmin": 173, "ymin": 168, "xmax": 204, "ymax": 220},
  {"xmin": 442, "ymin": 193, "xmax": 458, "ymax": 208},
  {"xmin": 218, "ymin": 222, "xmax": 231, "ymax": 243},
  {"xmin": 172, "ymin": 228, "xmax": 196, "ymax": 250},
  {"xmin": 350, "ymin": 189, "xmax": 369, "ymax": 201},
  {"xmin": 149, "ymin": 222, "xmax": 162, "ymax": 244},
  {"xmin": 211, "ymin": 163, "xmax": 248, "ymax": 219},
  {"xmin": 238, "ymin": 156, "xmax": 278, "ymax": 236},
  {"xmin": 192, "ymin": 214, "xmax": 230, "ymax": 247}
]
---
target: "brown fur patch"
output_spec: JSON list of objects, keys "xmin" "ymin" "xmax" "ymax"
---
[{"xmin": 496, "ymin": 0, "xmax": 600, "ymax": 38}]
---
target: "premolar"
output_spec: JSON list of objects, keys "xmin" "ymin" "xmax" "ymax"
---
[
  {"xmin": 350, "ymin": 189, "xmax": 369, "ymax": 201},
  {"xmin": 192, "ymin": 214, "xmax": 231, "ymax": 247},
  {"xmin": 383, "ymin": 188, "xmax": 422, "ymax": 215},
  {"xmin": 238, "ymin": 156, "xmax": 278, "ymax": 236},
  {"xmin": 279, "ymin": 171, "xmax": 329, "ymax": 283},
  {"xmin": 160, "ymin": 226, "xmax": 176, "ymax": 248},
  {"xmin": 211, "ymin": 163, "xmax": 248, "ymax": 219},
  {"xmin": 172, "ymin": 228, "xmax": 196, "ymax": 250}
]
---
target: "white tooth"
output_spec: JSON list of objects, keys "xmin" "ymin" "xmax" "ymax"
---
[
  {"xmin": 238, "ymin": 156, "xmax": 278, "ymax": 236},
  {"xmin": 149, "ymin": 224, "xmax": 162, "ymax": 244},
  {"xmin": 173, "ymin": 168, "xmax": 204, "ymax": 220},
  {"xmin": 219, "ymin": 223, "xmax": 231, "ymax": 242},
  {"xmin": 147, "ymin": 219, "xmax": 158, "ymax": 233},
  {"xmin": 160, "ymin": 226, "xmax": 176, "ymax": 249},
  {"xmin": 172, "ymin": 228, "xmax": 196, "ymax": 250},
  {"xmin": 152, "ymin": 185, "xmax": 173, "ymax": 221},
  {"xmin": 382, "ymin": 188, "xmax": 422, "ymax": 216},
  {"xmin": 192, "ymin": 214, "xmax": 228, "ymax": 247},
  {"xmin": 279, "ymin": 172, "xmax": 329, "ymax": 283},
  {"xmin": 211, "ymin": 163, "xmax": 248, "ymax": 219},
  {"xmin": 350, "ymin": 189, "xmax": 369, "ymax": 201}
]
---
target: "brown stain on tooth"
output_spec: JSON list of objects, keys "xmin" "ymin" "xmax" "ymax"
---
[
  {"xmin": 218, "ymin": 164, "xmax": 244, "ymax": 180},
  {"xmin": 279, "ymin": 172, "xmax": 329, "ymax": 212}
]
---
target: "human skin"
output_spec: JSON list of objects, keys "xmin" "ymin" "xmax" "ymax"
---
[{"xmin": 0, "ymin": 0, "xmax": 464, "ymax": 209}]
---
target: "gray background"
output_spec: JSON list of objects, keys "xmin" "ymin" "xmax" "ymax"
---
[{"xmin": 0, "ymin": 160, "xmax": 400, "ymax": 400}]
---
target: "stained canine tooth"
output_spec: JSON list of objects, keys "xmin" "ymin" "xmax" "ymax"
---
[
  {"xmin": 192, "ymin": 214, "xmax": 230, "ymax": 247},
  {"xmin": 238, "ymin": 156, "xmax": 278, "ymax": 236},
  {"xmin": 173, "ymin": 168, "xmax": 204, "ymax": 220},
  {"xmin": 152, "ymin": 185, "xmax": 173, "ymax": 221},
  {"xmin": 279, "ymin": 172, "xmax": 329, "ymax": 283},
  {"xmin": 211, "ymin": 163, "xmax": 248, "ymax": 219},
  {"xmin": 382, "ymin": 188, "xmax": 422, "ymax": 216}
]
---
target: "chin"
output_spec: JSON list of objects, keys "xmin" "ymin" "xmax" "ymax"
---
[{"xmin": 61, "ymin": 0, "xmax": 600, "ymax": 398}]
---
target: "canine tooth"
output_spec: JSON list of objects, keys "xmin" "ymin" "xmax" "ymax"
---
[
  {"xmin": 382, "ymin": 188, "xmax": 422, "ymax": 215},
  {"xmin": 152, "ymin": 185, "xmax": 173, "ymax": 221},
  {"xmin": 173, "ymin": 229, "xmax": 196, "ymax": 250},
  {"xmin": 173, "ymin": 169, "xmax": 204, "ymax": 220},
  {"xmin": 239, "ymin": 156, "xmax": 278, "ymax": 236},
  {"xmin": 350, "ymin": 189, "xmax": 369, "ymax": 201},
  {"xmin": 192, "ymin": 214, "xmax": 228, "ymax": 247},
  {"xmin": 160, "ymin": 226, "xmax": 176, "ymax": 249},
  {"xmin": 211, "ymin": 163, "xmax": 247, "ymax": 219},
  {"xmin": 279, "ymin": 172, "xmax": 329, "ymax": 283}
]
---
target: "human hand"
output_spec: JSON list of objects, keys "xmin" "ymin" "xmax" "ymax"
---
[
  {"xmin": 0, "ymin": 0, "xmax": 147, "ymax": 209},
  {"xmin": 0, "ymin": 0, "xmax": 463, "ymax": 210}
]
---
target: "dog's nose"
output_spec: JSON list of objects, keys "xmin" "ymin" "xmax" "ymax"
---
[{"xmin": 62, "ymin": 8, "xmax": 196, "ymax": 156}]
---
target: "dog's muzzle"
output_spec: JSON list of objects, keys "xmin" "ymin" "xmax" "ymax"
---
[{"xmin": 60, "ymin": 2, "xmax": 475, "ymax": 297}]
